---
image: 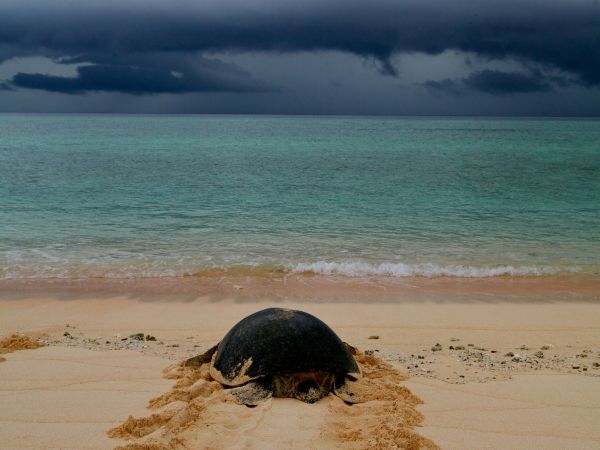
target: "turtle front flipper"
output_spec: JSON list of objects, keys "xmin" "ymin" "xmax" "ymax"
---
[
  {"xmin": 333, "ymin": 377, "xmax": 361, "ymax": 404},
  {"xmin": 230, "ymin": 378, "xmax": 273, "ymax": 406},
  {"xmin": 183, "ymin": 343, "xmax": 219, "ymax": 367}
]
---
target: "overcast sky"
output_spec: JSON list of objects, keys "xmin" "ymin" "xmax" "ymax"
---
[{"xmin": 1, "ymin": 0, "xmax": 600, "ymax": 115}]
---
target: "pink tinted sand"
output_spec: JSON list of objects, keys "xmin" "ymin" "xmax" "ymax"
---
[{"xmin": 0, "ymin": 275, "xmax": 599, "ymax": 449}]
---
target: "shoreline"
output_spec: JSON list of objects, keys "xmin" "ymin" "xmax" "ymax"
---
[{"xmin": 1, "ymin": 273, "xmax": 599, "ymax": 303}]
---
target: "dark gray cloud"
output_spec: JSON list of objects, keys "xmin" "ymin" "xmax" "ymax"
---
[
  {"xmin": 424, "ymin": 70, "xmax": 553, "ymax": 95},
  {"xmin": 10, "ymin": 54, "xmax": 268, "ymax": 94},
  {"xmin": 0, "ymin": 0, "xmax": 599, "ymax": 104},
  {"xmin": 465, "ymin": 70, "xmax": 551, "ymax": 95}
]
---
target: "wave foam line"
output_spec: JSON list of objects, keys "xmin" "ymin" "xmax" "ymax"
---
[
  {"xmin": 289, "ymin": 262, "xmax": 579, "ymax": 277},
  {"xmin": 0, "ymin": 261, "xmax": 584, "ymax": 280}
]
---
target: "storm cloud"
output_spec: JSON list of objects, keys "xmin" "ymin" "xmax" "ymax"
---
[
  {"xmin": 465, "ymin": 70, "xmax": 552, "ymax": 95},
  {"xmin": 424, "ymin": 70, "xmax": 554, "ymax": 95},
  {"xmin": 10, "ymin": 54, "xmax": 268, "ymax": 94},
  {"xmin": 0, "ymin": 0, "xmax": 599, "ymax": 112}
]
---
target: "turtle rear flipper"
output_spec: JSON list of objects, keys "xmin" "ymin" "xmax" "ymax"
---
[
  {"xmin": 333, "ymin": 378, "xmax": 361, "ymax": 404},
  {"xmin": 230, "ymin": 379, "xmax": 273, "ymax": 406}
]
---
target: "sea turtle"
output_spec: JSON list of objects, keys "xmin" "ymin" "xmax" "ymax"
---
[{"xmin": 185, "ymin": 307, "xmax": 361, "ymax": 406}]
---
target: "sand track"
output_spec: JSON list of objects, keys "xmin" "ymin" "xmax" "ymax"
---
[{"xmin": 109, "ymin": 352, "xmax": 437, "ymax": 450}]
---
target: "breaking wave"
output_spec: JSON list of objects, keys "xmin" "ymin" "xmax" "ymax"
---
[{"xmin": 288, "ymin": 261, "xmax": 579, "ymax": 277}]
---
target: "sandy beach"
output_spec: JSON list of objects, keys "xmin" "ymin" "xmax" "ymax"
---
[{"xmin": 1, "ymin": 276, "xmax": 599, "ymax": 449}]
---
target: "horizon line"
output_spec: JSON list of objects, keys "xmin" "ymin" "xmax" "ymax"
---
[{"xmin": 1, "ymin": 112, "xmax": 600, "ymax": 119}]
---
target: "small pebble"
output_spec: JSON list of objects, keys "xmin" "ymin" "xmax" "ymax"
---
[
  {"xmin": 431, "ymin": 343, "xmax": 442, "ymax": 352},
  {"xmin": 368, "ymin": 335, "xmax": 380, "ymax": 340},
  {"xmin": 534, "ymin": 351, "xmax": 544, "ymax": 359}
]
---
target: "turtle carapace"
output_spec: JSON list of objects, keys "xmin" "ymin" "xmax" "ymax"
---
[{"xmin": 188, "ymin": 308, "xmax": 361, "ymax": 405}]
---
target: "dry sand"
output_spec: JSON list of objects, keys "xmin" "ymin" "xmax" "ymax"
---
[
  {"xmin": 406, "ymin": 374, "xmax": 600, "ymax": 449},
  {"xmin": 1, "ymin": 279, "xmax": 599, "ymax": 449}
]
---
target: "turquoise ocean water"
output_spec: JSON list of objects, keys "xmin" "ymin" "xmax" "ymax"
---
[{"xmin": 1, "ymin": 114, "xmax": 599, "ymax": 279}]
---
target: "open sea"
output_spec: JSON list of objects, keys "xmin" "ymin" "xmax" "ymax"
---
[{"xmin": 1, "ymin": 114, "xmax": 599, "ymax": 280}]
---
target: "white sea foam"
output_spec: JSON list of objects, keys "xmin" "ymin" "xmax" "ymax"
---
[
  {"xmin": 288, "ymin": 261, "xmax": 579, "ymax": 277},
  {"xmin": 0, "ymin": 259, "xmax": 583, "ymax": 280}
]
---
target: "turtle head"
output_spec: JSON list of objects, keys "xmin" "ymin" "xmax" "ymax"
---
[{"xmin": 273, "ymin": 371, "xmax": 337, "ymax": 403}]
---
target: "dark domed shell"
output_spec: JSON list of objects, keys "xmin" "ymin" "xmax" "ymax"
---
[{"xmin": 210, "ymin": 308, "xmax": 360, "ymax": 386}]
